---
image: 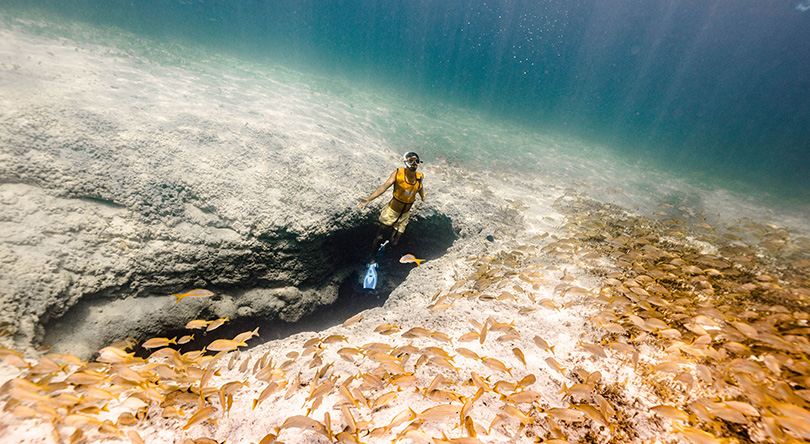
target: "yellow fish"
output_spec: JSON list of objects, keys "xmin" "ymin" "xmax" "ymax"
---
[
  {"xmin": 342, "ymin": 314, "xmax": 363, "ymax": 327},
  {"xmin": 97, "ymin": 346, "xmax": 141, "ymax": 364},
  {"xmin": 400, "ymin": 254, "xmax": 426, "ymax": 267},
  {"xmin": 419, "ymin": 404, "xmax": 461, "ymax": 422},
  {"xmin": 185, "ymin": 319, "xmax": 211, "ymax": 330},
  {"xmin": 545, "ymin": 407, "xmax": 585, "ymax": 422},
  {"xmin": 280, "ymin": 415, "xmax": 330, "ymax": 438},
  {"xmin": 183, "ymin": 406, "xmax": 217, "ymax": 430},
  {"xmin": 233, "ymin": 327, "xmax": 260, "ymax": 344},
  {"xmin": 390, "ymin": 374, "xmax": 419, "ymax": 388},
  {"xmin": 482, "ymin": 357, "xmax": 512, "ymax": 376},
  {"xmin": 177, "ymin": 334, "xmax": 194, "ymax": 345},
  {"xmin": 253, "ymin": 381, "xmax": 280, "ymax": 410},
  {"xmin": 173, "ymin": 289, "xmax": 214, "ymax": 305},
  {"xmin": 206, "ymin": 317, "xmax": 230, "ymax": 332},
  {"xmin": 141, "ymin": 337, "xmax": 177, "ymax": 349},
  {"xmin": 206, "ymin": 339, "xmax": 247, "ymax": 352}
]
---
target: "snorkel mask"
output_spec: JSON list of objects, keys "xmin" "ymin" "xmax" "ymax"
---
[{"xmin": 403, "ymin": 151, "xmax": 421, "ymax": 170}]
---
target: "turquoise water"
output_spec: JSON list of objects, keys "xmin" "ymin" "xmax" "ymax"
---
[{"xmin": 3, "ymin": 1, "xmax": 809, "ymax": 206}]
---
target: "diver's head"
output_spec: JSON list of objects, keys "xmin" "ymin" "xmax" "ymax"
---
[{"xmin": 403, "ymin": 151, "xmax": 421, "ymax": 171}]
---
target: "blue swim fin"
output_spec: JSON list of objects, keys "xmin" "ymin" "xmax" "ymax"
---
[{"xmin": 363, "ymin": 263, "xmax": 378, "ymax": 290}]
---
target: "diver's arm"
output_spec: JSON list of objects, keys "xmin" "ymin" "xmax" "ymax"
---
[
  {"xmin": 418, "ymin": 187, "xmax": 426, "ymax": 202},
  {"xmin": 358, "ymin": 171, "xmax": 396, "ymax": 209}
]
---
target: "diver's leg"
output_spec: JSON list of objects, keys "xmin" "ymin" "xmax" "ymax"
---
[
  {"xmin": 370, "ymin": 224, "xmax": 393, "ymax": 264},
  {"xmin": 391, "ymin": 229, "xmax": 404, "ymax": 246},
  {"xmin": 390, "ymin": 210, "xmax": 409, "ymax": 247}
]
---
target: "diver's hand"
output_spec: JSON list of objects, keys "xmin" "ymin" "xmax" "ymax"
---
[{"xmin": 358, "ymin": 199, "xmax": 369, "ymax": 210}]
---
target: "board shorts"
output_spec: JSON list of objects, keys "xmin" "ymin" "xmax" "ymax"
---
[{"xmin": 379, "ymin": 202, "xmax": 411, "ymax": 233}]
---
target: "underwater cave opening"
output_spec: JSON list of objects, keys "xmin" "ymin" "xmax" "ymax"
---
[{"xmin": 89, "ymin": 211, "xmax": 459, "ymax": 359}]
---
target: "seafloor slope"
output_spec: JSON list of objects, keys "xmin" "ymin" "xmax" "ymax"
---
[
  {"xmin": 2, "ymin": 11, "xmax": 810, "ymax": 444},
  {"xmin": 2, "ymin": 181, "xmax": 810, "ymax": 444}
]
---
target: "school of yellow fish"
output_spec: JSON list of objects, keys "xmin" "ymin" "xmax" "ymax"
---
[{"xmin": 0, "ymin": 193, "xmax": 808, "ymax": 444}]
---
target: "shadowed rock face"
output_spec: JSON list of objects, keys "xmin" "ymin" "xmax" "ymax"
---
[{"xmin": 37, "ymin": 210, "xmax": 457, "ymax": 359}]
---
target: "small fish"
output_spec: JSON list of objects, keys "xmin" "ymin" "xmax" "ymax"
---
[
  {"xmin": 482, "ymin": 357, "xmax": 512, "ymax": 376},
  {"xmin": 545, "ymin": 407, "xmax": 585, "ymax": 422},
  {"xmin": 457, "ymin": 332, "xmax": 480, "ymax": 342},
  {"xmin": 512, "ymin": 347, "xmax": 526, "ymax": 367},
  {"xmin": 577, "ymin": 341, "xmax": 607, "ymax": 359},
  {"xmin": 651, "ymin": 405, "xmax": 689, "ymax": 421},
  {"xmin": 518, "ymin": 374, "xmax": 536, "ymax": 388},
  {"xmin": 127, "ymin": 431, "xmax": 146, "ymax": 444},
  {"xmin": 186, "ymin": 319, "xmax": 211, "ymax": 330},
  {"xmin": 338, "ymin": 384, "xmax": 359, "ymax": 408},
  {"xmin": 367, "ymin": 351, "xmax": 401, "ymax": 364},
  {"xmin": 206, "ymin": 317, "xmax": 230, "ymax": 332},
  {"xmin": 336, "ymin": 431, "xmax": 362, "ymax": 444},
  {"xmin": 493, "ymin": 380, "xmax": 517, "ymax": 394},
  {"xmin": 173, "ymin": 289, "xmax": 215, "ymax": 305},
  {"xmin": 488, "ymin": 413, "xmax": 509, "ymax": 434},
  {"xmin": 9, "ymin": 386, "xmax": 50, "ymax": 404},
  {"xmin": 402, "ymin": 327, "xmax": 433, "ymax": 339},
  {"xmin": 533, "ymin": 335, "xmax": 555, "ymax": 355},
  {"xmin": 342, "ymin": 314, "xmax": 363, "ymax": 327},
  {"xmin": 141, "ymin": 337, "xmax": 177, "ymax": 349},
  {"xmin": 161, "ymin": 406, "xmax": 185, "ymax": 418},
  {"xmin": 419, "ymin": 404, "xmax": 462, "ymax": 422},
  {"xmin": 501, "ymin": 404, "xmax": 532, "ymax": 424},
  {"xmin": 309, "ymin": 380, "xmax": 335, "ymax": 401},
  {"xmin": 323, "ymin": 334, "xmax": 348, "ymax": 344},
  {"xmin": 337, "ymin": 347, "xmax": 362, "ymax": 361},
  {"xmin": 360, "ymin": 372, "xmax": 385, "ymax": 389},
  {"xmin": 601, "ymin": 323, "xmax": 628, "ymax": 335},
  {"xmin": 233, "ymin": 328, "xmax": 260, "ymax": 344},
  {"xmin": 341, "ymin": 405, "xmax": 358, "ymax": 433},
  {"xmin": 470, "ymin": 372, "xmax": 491, "ymax": 391},
  {"xmin": 206, "ymin": 339, "xmax": 247, "ymax": 352},
  {"xmin": 183, "ymin": 406, "xmax": 217, "ymax": 430},
  {"xmin": 253, "ymin": 382, "xmax": 280, "ymax": 410},
  {"xmin": 177, "ymin": 334, "xmax": 194, "ymax": 345},
  {"xmin": 428, "ymin": 356, "xmax": 459, "ymax": 372},
  {"xmin": 545, "ymin": 357, "xmax": 565, "ymax": 376},
  {"xmin": 374, "ymin": 323, "xmax": 400, "ymax": 335},
  {"xmin": 426, "ymin": 374, "xmax": 444, "ymax": 393},
  {"xmin": 573, "ymin": 403, "xmax": 609, "ymax": 427},
  {"xmin": 97, "ymin": 346, "xmax": 140, "ymax": 364},
  {"xmin": 84, "ymin": 386, "xmax": 119, "ymax": 403},
  {"xmin": 400, "ymin": 254, "xmax": 426, "ymax": 267},
  {"xmin": 431, "ymin": 331, "xmax": 453, "ymax": 343},
  {"xmin": 506, "ymin": 390, "xmax": 541, "ymax": 404},
  {"xmin": 280, "ymin": 415, "xmax": 330, "ymax": 438},
  {"xmin": 303, "ymin": 337, "xmax": 322, "ymax": 348},
  {"xmin": 391, "ymin": 374, "xmax": 420, "ymax": 388},
  {"xmin": 559, "ymin": 383, "xmax": 595, "ymax": 399},
  {"xmin": 238, "ymin": 356, "xmax": 251, "ymax": 373},
  {"xmin": 497, "ymin": 333, "xmax": 520, "ymax": 342},
  {"xmin": 464, "ymin": 415, "xmax": 478, "ymax": 438},
  {"xmin": 456, "ymin": 348, "xmax": 482, "ymax": 361},
  {"xmin": 479, "ymin": 320, "xmax": 489, "ymax": 345},
  {"xmin": 10, "ymin": 405, "xmax": 36, "ymax": 419},
  {"xmin": 372, "ymin": 390, "xmax": 399, "ymax": 409}
]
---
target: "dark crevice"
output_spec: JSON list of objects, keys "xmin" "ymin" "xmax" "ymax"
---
[
  {"xmin": 42, "ymin": 211, "xmax": 458, "ymax": 358},
  {"xmin": 136, "ymin": 212, "xmax": 458, "ymax": 356}
]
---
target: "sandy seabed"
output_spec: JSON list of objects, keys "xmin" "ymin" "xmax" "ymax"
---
[{"xmin": 2, "ymin": 11, "xmax": 810, "ymax": 444}]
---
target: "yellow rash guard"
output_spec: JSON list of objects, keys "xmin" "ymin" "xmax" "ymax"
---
[{"xmin": 391, "ymin": 168, "xmax": 422, "ymax": 210}]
